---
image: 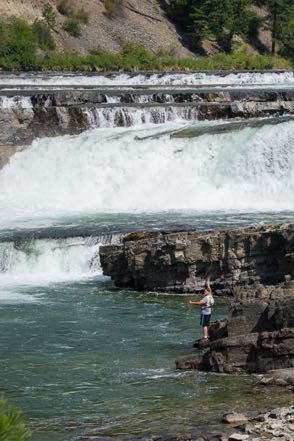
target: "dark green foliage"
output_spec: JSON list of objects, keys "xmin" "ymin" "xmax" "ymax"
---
[
  {"xmin": 0, "ymin": 19, "xmax": 37, "ymax": 70},
  {"xmin": 279, "ymin": 18, "xmax": 294, "ymax": 59},
  {"xmin": 32, "ymin": 20, "xmax": 55, "ymax": 50},
  {"xmin": 63, "ymin": 18, "xmax": 81, "ymax": 37},
  {"xmin": 260, "ymin": 0, "xmax": 294, "ymax": 56},
  {"xmin": 168, "ymin": 0, "xmax": 256, "ymax": 52},
  {"xmin": 104, "ymin": 0, "xmax": 124, "ymax": 19},
  {"xmin": 166, "ymin": 0, "xmax": 294, "ymax": 57},
  {"xmin": 0, "ymin": 397, "xmax": 31, "ymax": 441},
  {"xmin": 42, "ymin": 3, "xmax": 57, "ymax": 31}
]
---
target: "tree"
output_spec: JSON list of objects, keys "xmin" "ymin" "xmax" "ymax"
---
[
  {"xmin": 42, "ymin": 3, "xmax": 57, "ymax": 31},
  {"xmin": 261, "ymin": 0, "xmax": 294, "ymax": 55},
  {"xmin": 0, "ymin": 397, "xmax": 31, "ymax": 441},
  {"xmin": 189, "ymin": 0, "xmax": 255, "ymax": 52}
]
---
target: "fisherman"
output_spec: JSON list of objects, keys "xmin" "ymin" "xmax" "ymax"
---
[{"xmin": 188, "ymin": 277, "xmax": 214, "ymax": 340}]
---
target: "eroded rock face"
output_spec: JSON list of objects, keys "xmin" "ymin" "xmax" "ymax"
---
[
  {"xmin": 176, "ymin": 296, "xmax": 294, "ymax": 374},
  {"xmin": 0, "ymin": 88, "xmax": 294, "ymax": 151},
  {"xmin": 0, "ymin": 106, "xmax": 88, "ymax": 147},
  {"xmin": 100, "ymin": 223, "xmax": 294, "ymax": 295}
]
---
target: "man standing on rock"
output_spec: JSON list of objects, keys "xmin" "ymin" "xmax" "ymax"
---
[{"xmin": 188, "ymin": 278, "xmax": 214, "ymax": 340}]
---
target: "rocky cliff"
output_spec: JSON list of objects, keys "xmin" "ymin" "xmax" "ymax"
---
[
  {"xmin": 100, "ymin": 222, "xmax": 294, "ymax": 295},
  {"xmin": 176, "ymin": 294, "xmax": 294, "ymax": 373}
]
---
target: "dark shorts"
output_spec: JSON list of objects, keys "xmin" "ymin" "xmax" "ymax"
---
[{"xmin": 200, "ymin": 313, "xmax": 211, "ymax": 327}]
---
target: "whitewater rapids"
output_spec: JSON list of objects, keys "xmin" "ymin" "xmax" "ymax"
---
[
  {"xmin": 0, "ymin": 120, "xmax": 293, "ymax": 228},
  {"xmin": 0, "ymin": 71, "xmax": 293, "ymax": 87}
]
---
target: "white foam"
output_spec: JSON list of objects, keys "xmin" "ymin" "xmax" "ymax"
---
[
  {"xmin": 0, "ymin": 234, "xmax": 121, "ymax": 288},
  {"xmin": 0, "ymin": 120, "xmax": 293, "ymax": 227},
  {"xmin": 0, "ymin": 71, "xmax": 293, "ymax": 87},
  {"xmin": 0, "ymin": 95, "xmax": 32, "ymax": 108},
  {"xmin": 0, "ymin": 291, "xmax": 43, "ymax": 304},
  {"xmin": 82, "ymin": 106, "xmax": 199, "ymax": 128}
]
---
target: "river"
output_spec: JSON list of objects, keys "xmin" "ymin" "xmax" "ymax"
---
[{"xmin": 0, "ymin": 71, "xmax": 293, "ymax": 441}]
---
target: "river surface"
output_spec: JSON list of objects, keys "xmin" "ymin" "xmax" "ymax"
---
[{"xmin": 0, "ymin": 71, "xmax": 293, "ymax": 440}]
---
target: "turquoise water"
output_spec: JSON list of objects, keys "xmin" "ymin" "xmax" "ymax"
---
[
  {"xmin": 0, "ymin": 79, "xmax": 293, "ymax": 440},
  {"xmin": 0, "ymin": 278, "xmax": 292, "ymax": 441}
]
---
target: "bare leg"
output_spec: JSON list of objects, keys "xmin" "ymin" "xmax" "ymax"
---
[{"xmin": 203, "ymin": 325, "xmax": 209, "ymax": 338}]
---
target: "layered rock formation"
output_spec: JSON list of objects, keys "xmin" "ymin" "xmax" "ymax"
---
[
  {"xmin": 100, "ymin": 222, "xmax": 294, "ymax": 374},
  {"xmin": 100, "ymin": 222, "xmax": 294, "ymax": 295},
  {"xmin": 176, "ymin": 294, "xmax": 294, "ymax": 373},
  {"xmin": 0, "ymin": 87, "xmax": 293, "ymax": 148}
]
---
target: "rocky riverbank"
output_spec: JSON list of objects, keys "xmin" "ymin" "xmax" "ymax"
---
[
  {"xmin": 100, "ymin": 222, "xmax": 294, "ymax": 295},
  {"xmin": 176, "ymin": 293, "xmax": 294, "ymax": 373},
  {"xmin": 70, "ymin": 406, "xmax": 294, "ymax": 441},
  {"xmin": 100, "ymin": 222, "xmax": 294, "ymax": 375}
]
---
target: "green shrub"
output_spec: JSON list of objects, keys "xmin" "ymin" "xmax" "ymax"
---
[
  {"xmin": 63, "ymin": 18, "xmax": 81, "ymax": 37},
  {"xmin": 57, "ymin": 0, "xmax": 73, "ymax": 16},
  {"xmin": 0, "ymin": 18, "xmax": 37, "ymax": 70},
  {"xmin": 42, "ymin": 3, "xmax": 56, "ymax": 31},
  {"xmin": 104, "ymin": 0, "xmax": 124, "ymax": 19},
  {"xmin": 32, "ymin": 20, "xmax": 55, "ymax": 50},
  {"xmin": 121, "ymin": 42, "xmax": 157, "ymax": 69},
  {"xmin": 0, "ymin": 397, "xmax": 31, "ymax": 441}
]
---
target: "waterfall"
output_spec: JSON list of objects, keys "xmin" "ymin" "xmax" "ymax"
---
[
  {"xmin": 0, "ymin": 120, "xmax": 293, "ymax": 228},
  {"xmin": 0, "ymin": 234, "xmax": 122, "ymax": 287},
  {"xmin": 0, "ymin": 95, "xmax": 32, "ymax": 108},
  {"xmin": 82, "ymin": 106, "xmax": 199, "ymax": 128}
]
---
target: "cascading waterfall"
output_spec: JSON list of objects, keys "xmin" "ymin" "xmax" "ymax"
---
[
  {"xmin": 0, "ymin": 70, "xmax": 294, "ymax": 439},
  {"xmin": 0, "ymin": 234, "xmax": 122, "ymax": 287},
  {"xmin": 82, "ymin": 106, "xmax": 199, "ymax": 128},
  {"xmin": 0, "ymin": 120, "xmax": 293, "ymax": 228},
  {"xmin": 0, "ymin": 95, "xmax": 32, "ymax": 108}
]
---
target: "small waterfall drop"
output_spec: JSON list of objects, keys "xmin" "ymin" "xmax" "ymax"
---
[
  {"xmin": 0, "ymin": 234, "xmax": 122, "ymax": 287},
  {"xmin": 0, "ymin": 95, "xmax": 33, "ymax": 108},
  {"xmin": 82, "ymin": 106, "xmax": 199, "ymax": 128}
]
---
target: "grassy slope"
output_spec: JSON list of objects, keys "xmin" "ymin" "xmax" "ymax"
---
[{"xmin": 0, "ymin": 1, "xmax": 292, "ymax": 70}]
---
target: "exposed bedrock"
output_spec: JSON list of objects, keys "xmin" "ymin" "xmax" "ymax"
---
[
  {"xmin": 4, "ymin": 88, "xmax": 294, "ymax": 106},
  {"xmin": 99, "ymin": 223, "xmax": 294, "ymax": 295},
  {"xmin": 0, "ymin": 88, "xmax": 294, "ymax": 148},
  {"xmin": 176, "ymin": 295, "xmax": 294, "ymax": 374}
]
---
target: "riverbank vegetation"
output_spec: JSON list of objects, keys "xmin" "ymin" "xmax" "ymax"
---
[
  {"xmin": 0, "ymin": 397, "xmax": 31, "ymax": 441},
  {"xmin": 0, "ymin": 0, "xmax": 292, "ymax": 72},
  {"xmin": 0, "ymin": 18, "xmax": 291, "ymax": 71}
]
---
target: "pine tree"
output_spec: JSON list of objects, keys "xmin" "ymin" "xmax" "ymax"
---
[
  {"xmin": 261, "ymin": 0, "xmax": 294, "ymax": 55},
  {"xmin": 189, "ymin": 0, "xmax": 254, "ymax": 52}
]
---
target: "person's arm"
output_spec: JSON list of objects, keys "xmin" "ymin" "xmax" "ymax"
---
[
  {"xmin": 206, "ymin": 276, "xmax": 212, "ymax": 293},
  {"xmin": 188, "ymin": 299, "xmax": 204, "ymax": 305}
]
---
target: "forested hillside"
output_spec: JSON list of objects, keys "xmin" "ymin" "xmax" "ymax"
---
[
  {"xmin": 0, "ymin": 0, "xmax": 292, "ymax": 70},
  {"xmin": 165, "ymin": 0, "xmax": 293, "ymax": 59}
]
